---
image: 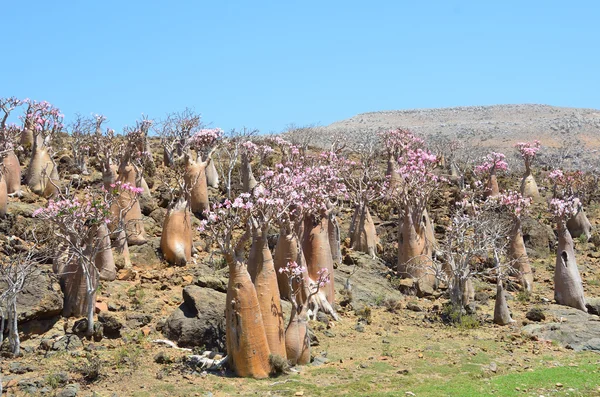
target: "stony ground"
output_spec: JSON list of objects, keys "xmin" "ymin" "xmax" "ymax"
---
[{"xmin": 2, "ymin": 149, "xmax": 600, "ymax": 397}]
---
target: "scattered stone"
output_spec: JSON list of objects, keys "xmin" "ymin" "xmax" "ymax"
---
[
  {"xmin": 52, "ymin": 335, "xmax": 83, "ymax": 351},
  {"xmin": 323, "ymin": 330, "xmax": 336, "ymax": 338},
  {"xmin": 154, "ymin": 351, "xmax": 173, "ymax": 364},
  {"xmin": 526, "ymin": 308, "xmax": 546, "ymax": 322},
  {"xmin": 94, "ymin": 302, "xmax": 108, "ymax": 314},
  {"xmin": 586, "ymin": 298, "xmax": 600, "ymax": 316},
  {"xmin": 98, "ymin": 312, "xmax": 123, "ymax": 338},
  {"xmin": 406, "ymin": 302, "xmax": 423, "ymax": 312},
  {"xmin": 465, "ymin": 302, "xmax": 477, "ymax": 315},
  {"xmin": 355, "ymin": 323, "xmax": 365, "ymax": 333},
  {"xmin": 57, "ymin": 383, "xmax": 80, "ymax": 397},
  {"xmin": 126, "ymin": 313, "xmax": 152, "ymax": 328},
  {"xmin": 474, "ymin": 291, "xmax": 489, "ymax": 303},
  {"xmin": 316, "ymin": 312, "xmax": 329, "ymax": 323},
  {"xmin": 489, "ymin": 362, "xmax": 498, "ymax": 373},
  {"xmin": 9, "ymin": 362, "xmax": 35, "ymax": 374},
  {"xmin": 117, "ymin": 268, "xmax": 136, "ymax": 281},
  {"xmin": 72, "ymin": 319, "xmax": 89, "ymax": 334}
]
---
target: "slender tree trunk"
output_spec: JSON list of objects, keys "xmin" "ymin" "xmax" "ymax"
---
[
  {"xmin": 509, "ymin": 217, "xmax": 533, "ymax": 292},
  {"xmin": 206, "ymin": 156, "xmax": 219, "ymax": 188},
  {"xmin": 247, "ymin": 226, "xmax": 287, "ymax": 359},
  {"xmin": 9, "ymin": 296, "xmax": 20, "ymax": 356},
  {"xmin": 225, "ymin": 256, "xmax": 271, "ymax": 378},
  {"xmin": 328, "ymin": 208, "xmax": 342, "ymax": 264}
]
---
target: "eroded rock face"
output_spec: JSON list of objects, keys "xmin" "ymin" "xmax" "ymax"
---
[{"xmin": 162, "ymin": 285, "xmax": 226, "ymax": 350}]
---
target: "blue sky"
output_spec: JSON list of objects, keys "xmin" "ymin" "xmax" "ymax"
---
[{"xmin": 3, "ymin": 1, "xmax": 598, "ymax": 134}]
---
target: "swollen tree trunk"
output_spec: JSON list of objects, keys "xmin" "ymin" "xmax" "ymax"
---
[
  {"xmin": 386, "ymin": 154, "xmax": 400, "ymax": 194},
  {"xmin": 302, "ymin": 215, "xmax": 335, "ymax": 304},
  {"xmin": 349, "ymin": 204, "xmax": 378, "ymax": 258},
  {"xmin": 567, "ymin": 209, "xmax": 592, "ymax": 241},
  {"xmin": 520, "ymin": 166, "xmax": 539, "ymax": 199},
  {"xmin": 2, "ymin": 150, "xmax": 22, "ymax": 195},
  {"xmin": 94, "ymin": 223, "xmax": 116, "ymax": 281},
  {"xmin": 398, "ymin": 208, "xmax": 433, "ymax": 281},
  {"xmin": 509, "ymin": 217, "xmax": 533, "ymax": 292},
  {"xmin": 241, "ymin": 154, "xmax": 258, "ymax": 193},
  {"xmin": 285, "ymin": 305, "xmax": 310, "ymax": 365},
  {"xmin": 225, "ymin": 256, "xmax": 271, "ymax": 379},
  {"xmin": 554, "ymin": 224, "xmax": 587, "ymax": 311},
  {"xmin": 493, "ymin": 280, "xmax": 514, "ymax": 325},
  {"xmin": 103, "ymin": 165, "xmax": 132, "ymax": 269},
  {"xmin": 117, "ymin": 162, "xmax": 146, "ymax": 245},
  {"xmin": 247, "ymin": 225, "xmax": 287, "ymax": 359},
  {"xmin": 206, "ymin": 156, "xmax": 219, "ymax": 188},
  {"xmin": 0, "ymin": 173, "xmax": 7, "ymax": 218},
  {"xmin": 273, "ymin": 229, "xmax": 298, "ymax": 300},
  {"xmin": 185, "ymin": 157, "xmax": 210, "ymax": 218},
  {"xmin": 485, "ymin": 169, "xmax": 500, "ymax": 198},
  {"xmin": 61, "ymin": 254, "xmax": 98, "ymax": 320},
  {"xmin": 160, "ymin": 197, "xmax": 193, "ymax": 266},
  {"xmin": 27, "ymin": 147, "xmax": 59, "ymax": 197}
]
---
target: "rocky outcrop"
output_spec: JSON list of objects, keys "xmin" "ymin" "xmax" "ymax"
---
[
  {"xmin": 522, "ymin": 304, "xmax": 600, "ymax": 352},
  {"xmin": 162, "ymin": 285, "xmax": 226, "ymax": 350}
]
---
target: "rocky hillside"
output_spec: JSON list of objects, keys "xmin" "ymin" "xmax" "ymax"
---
[{"xmin": 322, "ymin": 104, "xmax": 600, "ymax": 149}]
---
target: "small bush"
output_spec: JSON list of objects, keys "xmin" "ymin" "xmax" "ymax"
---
[
  {"xmin": 114, "ymin": 346, "xmax": 143, "ymax": 371},
  {"xmin": 441, "ymin": 303, "xmax": 479, "ymax": 329},
  {"xmin": 269, "ymin": 354, "xmax": 289, "ymax": 377},
  {"xmin": 79, "ymin": 355, "xmax": 102, "ymax": 382},
  {"xmin": 383, "ymin": 298, "xmax": 402, "ymax": 313},
  {"xmin": 516, "ymin": 289, "xmax": 531, "ymax": 303},
  {"xmin": 127, "ymin": 285, "xmax": 146, "ymax": 310}
]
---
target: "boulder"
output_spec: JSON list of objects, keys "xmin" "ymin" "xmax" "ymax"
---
[
  {"xmin": 521, "ymin": 217, "xmax": 556, "ymax": 257},
  {"xmin": 162, "ymin": 285, "xmax": 226, "ymax": 350},
  {"xmin": 97, "ymin": 312, "xmax": 124, "ymax": 338},
  {"xmin": 52, "ymin": 335, "xmax": 83, "ymax": 351},
  {"xmin": 0, "ymin": 268, "xmax": 64, "ymax": 330},
  {"xmin": 586, "ymin": 298, "xmax": 600, "ymax": 316},
  {"xmin": 522, "ymin": 304, "xmax": 600, "ymax": 352}
]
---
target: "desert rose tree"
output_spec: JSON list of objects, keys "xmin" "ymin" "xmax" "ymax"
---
[
  {"xmin": 279, "ymin": 260, "xmax": 331, "ymax": 365},
  {"xmin": 548, "ymin": 169, "xmax": 593, "ymax": 241},
  {"xmin": 516, "ymin": 140, "xmax": 541, "ymax": 198},
  {"xmin": 474, "ymin": 152, "xmax": 508, "ymax": 198},
  {"xmin": 379, "ymin": 128, "xmax": 424, "ymax": 194},
  {"xmin": 25, "ymin": 100, "xmax": 63, "ymax": 198},
  {"xmin": 497, "ymin": 191, "xmax": 534, "ymax": 292},
  {"xmin": 0, "ymin": 97, "xmax": 24, "ymax": 197},
  {"xmin": 389, "ymin": 147, "xmax": 440, "ymax": 291},
  {"xmin": 33, "ymin": 182, "xmax": 143, "ymax": 335},
  {"xmin": 549, "ymin": 197, "xmax": 587, "ymax": 311},
  {"xmin": 342, "ymin": 135, "xmax": 385, "ymax": 258},
  {"xmin": 199, "ymin": 194, "xmax": 271, "ymax": 378}
]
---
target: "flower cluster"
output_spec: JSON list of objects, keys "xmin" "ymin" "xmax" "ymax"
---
[
  {"xmin": 390, "ymin": 148, "xmax": 440, "ymax": 209},
  {"xmin": 549, "ymin": 197, "xmax": 581, "ymax": 220},
  {"xmin": 474, "ymin": 152, "xmax": 509, "ymax": 175},
  {"xmin": 495, "ymin": 190, "xmax": 531, "ymax": 218},
  {"xmin": 191, "ymin": 128, "xmax": 223, "ymax": 148},
  {"xmin": 278, "ymin": 261, "xmax": 306, "ymax": 278},
  {"xmin": 0, "ymin": 124, "xmax": 21, "ymax": 152},
  {"xmin": 33, "ymin": 195, "xmax": 111, "ymax": 225},
  {"xmin": 108, "ymin": 181, "xmax": 144, "ymax": 195},
  {"xmin": 379, "ymin": 128, "xmax": 423, "ymax": 155},
  {"xmin": 515, "ymin": 140, "xmax": 541, "ymax": 162},
  {"xmin": 314, "ymin": 268, "xmax": 331, "ymax": 289},
  {"xmin": 24, "ymin": 100, "xmax": 64, "ymax": 137}
]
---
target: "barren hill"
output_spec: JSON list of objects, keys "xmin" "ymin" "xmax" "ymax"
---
[{"xmin": 323, "ymin": 104, "xmax": 600, "ymax": 149}]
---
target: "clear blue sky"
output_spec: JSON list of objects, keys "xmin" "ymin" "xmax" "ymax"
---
[{"xmin": 3, "ymin": 1, "xmax": 599, "ymax": 134}]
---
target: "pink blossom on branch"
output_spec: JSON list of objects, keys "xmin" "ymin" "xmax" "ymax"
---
[
  {"xmin": 474, "ymin": 152, "xmax": 509, "ymax": 175},
  {"xmin": 494, "ymin": 190, "xmax": 531, "ymax": 218},
  {"xmin": 515, "ymin": 140, "xmax": 541, "ymax": 164},
  {"xmin": 191, "ymin": 128, "xmax": 223, "ymax": 149},
  {"xmin": 549, "ymin": 197, "xmax": 581, "ymax": 221},
  {"xmin": 378, "ymin": 128, "xmax": 423, "ymax": 156}
]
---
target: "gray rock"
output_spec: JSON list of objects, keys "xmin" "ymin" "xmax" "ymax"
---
[
  {"xmin": 0, "ymin": 267, "xmax": 63, "ymax": 328},
  {"xmin": 162, "ymin": 285, "xmax": 226, "ymax": 350},
  {"xmin": 52, "ymin": 335, "xmax": 83, "ymax": 351},
  {"xmin": 57, "ymin": 383, "xmax": 80, "ymax": 397},
  {"xmin": 406, "ymin": 302, "xmax": 423, "ymax": 312},
  {"xmin": 126, "ymin": 313, "xmax": 152, "ymax": 328},
  {"xmin": 521, "ymin": 217, "xmax": 555, "ymax": 257},
  {"xmin": 586, "ymin": 298, "xmax": 600, "ymax": 316},
  {"xmin": 522, "ymin": 304, "xmax": 600, "ymax": 352}
]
